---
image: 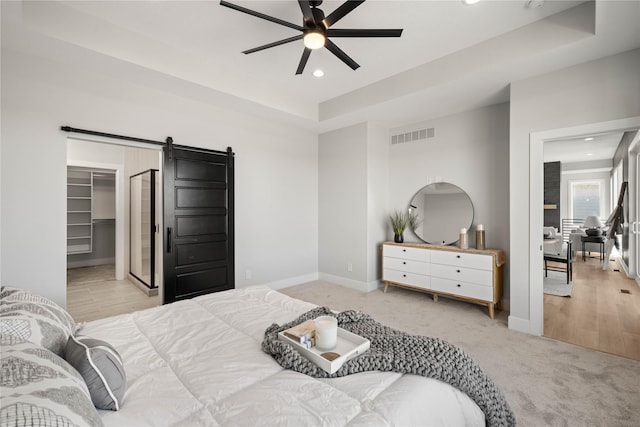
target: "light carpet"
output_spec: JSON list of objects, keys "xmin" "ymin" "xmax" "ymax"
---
[
  {"xmin": 543, "ymin": 270, "xmax": 573, "ymax": 297},
  {"xmin": 280, "ymin": 280, "xmax": 640, "ymax": 427}
]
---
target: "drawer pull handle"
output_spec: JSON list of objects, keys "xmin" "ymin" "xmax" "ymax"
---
[
  {"xmin": 403, "ymin": 249, "xmax": 407, "ymax": 252},
  {"xmin": 456, "ymin": 255, "xmax": 461, "ymax": 259},
  {"xmin": 403, "ymin": 261, "xmax": 406, "ymax": 264},
  {"xmin": 403, "ymin": 274, "xmax": 407, "ymax": 277},
  {"xmin": 457, "ymin": 284, "xmax": 461, "ymax": 287},
  {"xmin": 456, "ymin": 269, "xmax": 461, "ymax": 273}
]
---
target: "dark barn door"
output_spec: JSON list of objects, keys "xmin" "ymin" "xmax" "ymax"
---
[{"xmin": 163, "ymin": 144, "xmax": 234, "ymax": 304}]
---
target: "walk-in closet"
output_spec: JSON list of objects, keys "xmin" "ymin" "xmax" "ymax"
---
[{"xmin": 67, "ymin": 167, "xmax": 116, "ymax": 271}]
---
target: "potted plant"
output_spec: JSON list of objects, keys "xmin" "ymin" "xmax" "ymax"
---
[{"xmin": 389, "ymin": 210, "xmax": 421, "ymax": 243}]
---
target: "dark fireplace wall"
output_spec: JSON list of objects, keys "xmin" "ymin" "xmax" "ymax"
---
[{"xmin": 544, "ymin": 161, "xmax": 561, "ymax": 230}]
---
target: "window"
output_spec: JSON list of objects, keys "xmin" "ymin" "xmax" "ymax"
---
[{"xmin": 569, "ymin": 180, "xmax": 602, "ymax": 219}]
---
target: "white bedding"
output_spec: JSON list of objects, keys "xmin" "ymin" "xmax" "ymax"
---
[{"xmin": 80, "ymin": 286, "xmax": 484, "ymax": 426}]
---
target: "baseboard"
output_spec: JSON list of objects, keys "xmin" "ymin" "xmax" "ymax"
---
[
  {"xmin": 128, "ymin": 274, "xmax": 158, "ymax": 296},
  {"xmin": 619, "ymin": 257, "xmax": 632, "ymax": 278},
  {"xmin": 67, "ymin": 257, "xmax": 115, "ymax": 269},
  {"xmin": 264, "ymin": 273, "xmax": 319, "ymax": 291},
  {"xmin": 317, "ymin": 273, "xmax": 379, "ymax": 292}
]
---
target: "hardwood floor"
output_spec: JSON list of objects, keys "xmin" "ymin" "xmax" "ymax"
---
[
  {"xmin": 544, "ymin": 254, "xmax": 640, "ymax": 361},
  {"xmin": 67, "ymin": 265, "xmax": 160, "ymax": 322}
]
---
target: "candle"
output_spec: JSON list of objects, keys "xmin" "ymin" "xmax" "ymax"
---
[
  {"xmin": 476, "ymin": 224, "xmax": 485, "ymax": 250},
  {"xmin": 315, "ymin": 316, "xmax": 338, "ymax": 351},
  {"xmin": 459, "ymin": 228, "xmax": 469, "ymax": 249}
]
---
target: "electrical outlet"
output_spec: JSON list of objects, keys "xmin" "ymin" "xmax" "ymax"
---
[
  {"xmin": 245, "ymin": 269, "xmax": 252, "ymax": 280},
  {"xmin": 347, "ymin": 263, "xmax": 353, "ymax": 272}
]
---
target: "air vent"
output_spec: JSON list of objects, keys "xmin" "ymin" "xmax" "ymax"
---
[
  {"xmin": 390, "ymin": 127, "xmax": 435, "ymax": 145},
  {"xmin": 620, "ymin": 289, "xmax": 631, "ymax": 294}
]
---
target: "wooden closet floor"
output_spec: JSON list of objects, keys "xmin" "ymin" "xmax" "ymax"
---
[
  {"xmin": 544, "ymin": 255, "xmax": 640, "ymax": 361},
  {"xmin": 67, "ymin": 266, "xmax": 159, "ymax": 322}
]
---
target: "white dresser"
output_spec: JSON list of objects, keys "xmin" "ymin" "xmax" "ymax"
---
[{"xmin": 382, "ymin": 242, "xmax": 505, "ymax": 318}]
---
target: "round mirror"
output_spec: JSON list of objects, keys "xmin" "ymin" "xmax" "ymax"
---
[{"xmin": 409, "ymin": 182, "xmax": 474, "ymax": 245}]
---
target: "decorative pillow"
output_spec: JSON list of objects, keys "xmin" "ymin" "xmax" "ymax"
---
[
  {"xmin": 0, "ymin": 340, "xmax": 104, "ymax": 426},
  {"xmin": 65, "ymin": 335, "xmax": 126, "ymax": 411},
  {"xmin": 0, "ymin": 286, "xmax": 76, "ymax": 357}
]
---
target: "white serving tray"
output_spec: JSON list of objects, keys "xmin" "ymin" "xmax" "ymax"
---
[{"xmin": 278, "ymin": 327, "xmax": 370, "ymax": 374}]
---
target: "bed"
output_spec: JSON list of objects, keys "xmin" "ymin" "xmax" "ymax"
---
[{"xmin": 1, "ymin": 285, "xmax": 505, "ymax": 426}]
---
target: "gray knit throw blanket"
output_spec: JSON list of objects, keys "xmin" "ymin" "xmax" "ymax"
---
[{"xmin": 262, "ymin": 307, "xmax": 515, "ymax": 427}]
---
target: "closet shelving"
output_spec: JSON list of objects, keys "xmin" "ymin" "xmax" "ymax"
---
[{"xmin": 67, "ymin": 168, "xmax": 93, "ymax": 254}]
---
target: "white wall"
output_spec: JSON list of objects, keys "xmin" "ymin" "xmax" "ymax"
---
[
  {"xmin": 318, "ymin": 123, "xmax": 369, "ymax": 289},
  {"xmin": 1, "ymin": 48, "xmax": 318, "ymax": 306},
  {"xmin": 388, "ymin": 104, "xmax": 511, "ymax": 301},
  {"xmin": 318, "ymin": 122, "xmax": 390, "ymax": 291},
  {"xmin": 366, "ymin": 122, "xmax": 389, "ymax": 284},
  {"xmin": 509, "ymin": 48, "xmax": 640, "ymax": 333}
]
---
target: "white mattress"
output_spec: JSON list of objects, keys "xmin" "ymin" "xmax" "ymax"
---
[{"xmin": 80, "ymin": 286, "xmax": 484, "ymax": 426}]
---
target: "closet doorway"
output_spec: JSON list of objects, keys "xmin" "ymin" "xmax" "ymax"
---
[{"xmin": 66, "ymin": 138, "xmax": 162, "ymax": 322}]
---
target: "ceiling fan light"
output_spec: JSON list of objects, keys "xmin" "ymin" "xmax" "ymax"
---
[{"xmin": 304, "ymin": 31, "xmax": 325, "ymax": 49}]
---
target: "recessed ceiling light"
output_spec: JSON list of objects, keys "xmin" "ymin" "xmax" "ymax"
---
[
  {"xmin": 584, "ymin": 137, "xmax": 594, "ymax": 141},
  {"xmin": 462, "ymin": 0, "xmax": 481, "ymax": 4},
  {"xmin": 587, "ymin": 153, "xmax": 593, "ymax": 156},
  {"xmin": 313, "ymin": 69, "xmax": 324, "ymax": 78}
]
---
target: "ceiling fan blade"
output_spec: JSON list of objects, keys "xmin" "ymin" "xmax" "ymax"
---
[
  {"xmin": 327, "ymin": 28, "xmax": 403, "ymax": 38},
  {"xmin": 324, "ymin": 39, "xmax": 359, "ymax": 70},
  {"xmin": 243, "ymin": 35, "xmax": 303, "ymax": 54},
  {"xmin": 296, "ymin": 48, "xmax": 312, "ymax": 75},
  {"xmin": 298, "ymin": 0, "xmax": 315, "ymax": 26},
  {"xmin": 220, "ymin": 1, "xmax": 303, "ymax": 31},
  {"xmin": 322, "ymin": 0, "xmax": 365, "ymax": 28}
]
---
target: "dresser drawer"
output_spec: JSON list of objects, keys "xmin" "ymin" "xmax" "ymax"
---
[
  {"xmin": 430, "ymin": 264, "xmax": 492, "ymax": 287},
  {"xmin": 383, "ymin": 257, "xmax": 430, "ymax": 275},
  {"xmin": 430, "ymin": 276, "xmax": 494, "ymax": 302},
  {"xmin": 383, "ymin": 269, "xmax": 430, "ymax": 290},
  {"xmin": 383, "ymin": 244, "xmax": 430, "ymax": 262},
  {"xmin": 430, "ymin": 250, "xmax": 492, "ymax": 271}
]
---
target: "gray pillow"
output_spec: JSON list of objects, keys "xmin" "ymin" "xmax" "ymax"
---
[{"xmin": 65, "ymin": 335, "xmax": 126, "ymax": 411}]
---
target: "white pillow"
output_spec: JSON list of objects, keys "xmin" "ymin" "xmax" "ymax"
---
[
  {"xmin": 0, "ymin": 286, "xmax": 76, "ymax": 357},
  {"xmin": 0, "ymin": 340, "xmax": 104, "ymax": 426}
]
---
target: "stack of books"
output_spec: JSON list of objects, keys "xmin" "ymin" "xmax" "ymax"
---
[{"xmin": 283, "ymin": 319, "xmax": 316, "ymax": 348}]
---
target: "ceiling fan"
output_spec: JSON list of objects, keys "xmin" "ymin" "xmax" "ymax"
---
[{"xmin": 220, "ymin": 0, "xmax": 403, "ymax": 75}]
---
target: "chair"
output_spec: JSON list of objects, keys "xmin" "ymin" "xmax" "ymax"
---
[{"xmin": 543, "ymin": 241, "xmax": 572, "ymax": 284}]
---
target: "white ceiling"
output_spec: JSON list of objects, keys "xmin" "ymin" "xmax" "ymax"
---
[
  {"xmin": 543, "ymin": 132, "xmax": 624, "ymax": 164},
  {"xmin": 2, "ymin": 0, "xmax": 640, "ymax": 132}
]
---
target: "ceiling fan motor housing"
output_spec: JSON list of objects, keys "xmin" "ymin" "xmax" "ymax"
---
[{"xmin": 310, "ymin": 7, "xmax": 326, "ymax": 30}]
